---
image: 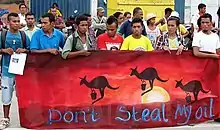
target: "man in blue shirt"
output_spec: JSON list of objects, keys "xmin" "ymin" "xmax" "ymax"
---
[
  {"xmin": 119, "ymin": 7, "xmax": 147, "ymax": 38},
  {"xmin": 0, "ymin": 13, "xmax": 30, "ymax": 129},
  {"xmin": 30, "ymin": 13, "xmax": 65, "ymax": 55}
]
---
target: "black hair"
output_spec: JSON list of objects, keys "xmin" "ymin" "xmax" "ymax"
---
[
  {"xmin": 133, "ymin": 7, "xmax": 142, "ymax": 16},
  {"xmin": 198, "ymin": 3, "xmax": 206, "ymax": 10},
  {"xmin": 52, "ymin": 3, "xmax": 59, "ymax": 8},
  {"xmin": 19, "ymin": 3, "xmax": 27, "ymax": 9},
  {"xmin": 42, "ymin": 13, "xmax": 55, "ymax": 23},
  {"xmin": 113, "ymin": 12, "xmax": 123, "ymax": 19},
  {"xmin": 217, "ymin": 7, "xmax": 220, "ymax": 18},
  {"xmin": 7, "ymin": 12, "xmax": 19, "ymax": 21},
  {"xmin": 106, "ymin": 15, "xmax": 118, "ymax": 27},
  {"xmin": 197, "ymin": 13, "xmax": 212, "ymax": 27},
  {"xmin": 75, "ymin": 15, "xmax": 88, "ymax": 26},
  {"xmin": 165, "ymin": 8, "xmax": 173, "ymax": 15},
  {"xmin": 25, "ymin": 12, "xmax": 35, "ymax": 18},
  {"xmin": 124, "ymin": 12, "xmax": 131, "ymax": 17},
  {"xmin": 167, "ymin": 17, "xmax": 180, "ymax": 26},
  {"xmin": 83, "ymin": 13, "xmax": 91, "ymax": 17},
  {"xmin": 131, "ymin": 18, "xmax": 143, "ymax": 27}
]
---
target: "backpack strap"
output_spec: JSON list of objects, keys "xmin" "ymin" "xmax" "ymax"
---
[
  {"xmin": 1, "ymin": 30, "xmax": 7, "ymax": 49},
  {"xmin": 19, "ymin": 31, "xmax": 26, "ymax": 48},
  {"xmin": 71, "ymin": 34, "xmax": 78, "ymax": 52}
]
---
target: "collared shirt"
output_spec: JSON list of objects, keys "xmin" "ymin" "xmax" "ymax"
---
[
  {"xmin": 62, "ymin": 31, "xmax": 92, "ymax": 59},
  {"xmin": 21, "ymin": 26, "xmax": 40, "ymax": 40},
  {"xmin": 18, "ymin": 13, "xmax": 27, "ymax": 25},
  {"xmin": 0, "ymin": 31, "xmax": 30, "ymax": 78},
  {"xmin": 30, "ymin": 29, "xmax": 65, "ymax": 50}
]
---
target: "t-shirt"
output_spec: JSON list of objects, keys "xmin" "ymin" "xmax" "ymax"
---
[
  {"xmin": 0, "ymin": 31, "xmax": 30, "ymax": 78},
  {"xmin": 168, "ymin": 38, "xmax": 179, "ymax": 50},
  {"xmin": 120, "ymin": 35, "xmax": 154, "ymax": 51},
  {"xmin": 146, "ymin": 26, "xmax": 160, "ymax": 49},
  {"xmin": 160, "ymin": 24, "xmax": 187, "ymax": 35},
  {"xmin": 97, "ymin": 33, "xmax": 123, "ymax": 50},
  {"xmin": 192, "ymin": 31, "xmax": 220, "ymax": 54},
  {"xmin": 18, "ymin": 13, "xmax": 27, "ymax": 25}
]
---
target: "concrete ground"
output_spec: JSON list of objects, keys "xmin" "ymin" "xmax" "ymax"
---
[{"xmin": 0, "ymin": 91, "xmax": 219, "ymax": 130}]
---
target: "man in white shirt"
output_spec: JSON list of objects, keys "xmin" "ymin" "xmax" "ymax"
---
[
  {"xmin": 192, "ymin": 13, "xmax": 220, "ymax": 59},
  {"xmin": 18, "ymin": 3, "xmax": 27, "ymax": 28},
  {"xmin": 21, "ymin": 12, "xmax": 39, "ymax": 40},
  {"xmin": 191, "ymin": 3, "xmax": 206, "ymax": 34}
]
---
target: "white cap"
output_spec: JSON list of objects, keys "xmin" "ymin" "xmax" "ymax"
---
[
  {"xmin": 170, "ymin": 11, "xmax": 180, "ymax": 18},
  {"xmin": 146, "ymin": 13, "xmax": 156, "ymax": 21}
]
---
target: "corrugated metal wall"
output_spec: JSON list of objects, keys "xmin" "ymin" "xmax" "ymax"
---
[
  {"xmin": 98, "ymin": 0, "xmax": 107, "ymax": 16},
  {"xmin": 31, "ymin": 0, "xmax": 91, "ymax": 20},
  {"xmin": 174, "ymin": 0, "xmax": 185, "ymax": 23}
]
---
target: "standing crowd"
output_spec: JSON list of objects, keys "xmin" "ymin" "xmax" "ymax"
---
[{"xmin": 0, "ymin": 2, "xmax": 220, "ymax": 129}]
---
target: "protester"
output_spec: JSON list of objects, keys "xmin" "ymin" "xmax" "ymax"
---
[
  {"xmin": 192, "ymin": 13, "xmax": 220, "ymax": 59},
  {"xmin": 113, "ymin": 12, "xmax": 124, "ymax": 32},
  {"xmin": 62, "ymin": 15, "xmax": 92, "ymax": 59},
  {"xmin": 21, "ymin": 12, "xmax": 39, "ymax": 40},
  {"xmin": 160, "ymin": 11, "xmax": 189, "ymax": 37},
  {"xmin": 191, "ymin": 3, "xmax": 206, "ymax": 34},
  {"xmin": 97, "ymin": 16, "xmax": 123, "ymax": 50},
  {"xmin": 83, "ymin": 13, "xmax": 97, "ymax": 50},
  {"xmin": 119, "ymin": 7, "xmax": 147, "ymax": 38},
  {"xmin": 30, "ymin": 13, "xmax": 65, "ymax": 55},
  {"xmin": 50, "ymin": 6, "xmax": 65, "ymax": 31},
  {"xmin": 157, "ymin": 17, "xmax": 185, "ymax": 55},
  {"xmin": 120, "ymin": 18, "xmax": 153, "ymax": 51},
  {"xmin": 48, "ymin": 2, "xmax": 62, "ymax": 17},
  {"xmin": 0, "ymin": 18, "xmax": 3, "ymax": 31},
  {"xmin": 92, "ymin": 7, "xmax": 107, "ymax": 37},
  {"xmin": 146, "ymin": 13, "xmax": 160, "ymax": 49},
  {"xmin": 18, "ymin": 3, "xmax": 27, "ymax": 28},
  {"xmin": 124, "ymin": 12, "xmax": 132, "ymax": 21},
  {"xmin": 155, "ymin": 8, "xmax": 173, "ymax": 26},
  {"xmin": 0, "ymin": 13, "xmax": 30, "ymax": 129}
]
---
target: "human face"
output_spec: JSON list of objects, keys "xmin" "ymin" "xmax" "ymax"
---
[
  {"xmin": 78, "ymin": 21, "xmax": 88, "ymax": 34},
  {"xmin": 87, "ymin": 17, "xmax": 92, "ymax": 27},
  {"xmin": 149, "ymin": 17, "xmax": 156, "ymax": 24},
  {"xmin": 132, "ymin": 22, "xmax": 142, "ymax": 36},
  {"xmin": 125, "ymin": 14, "xmax": 131, "ymax": 20},
  {"xmin": 20, "ymin": 5, "xmax": 27, "ymax": 14},
  {"xmin": 135, "ymin": 10, "xmax": 143, "ymax": 19},
  {"xmin": 41, "ymin": 17, "xmax": 54, "ymax": 32},
  {"xmin": 200, "ymin": 7, "xmax": 206, "ymax": 14},
  {"xmin": 117, "ymin": 14, "xmax": 124, "ymax": 25},
  {"xmin": 107, "ymin": 23, "xmax": 117, "ymax": 37},
  {"xmin": 50, "ymin": 8, "xmax": 57, "ymax": 16},
  {"xmin": 200, "ymin": 18, "xmax": 212, "ymax": 32},
  {"xmin": 167, "ymin": 20, "xmax": 178, "ymax": 34},
  {"xmin": 26, "ymin": 15, "xmax": 35, "ymax": 26},
  {"xmin": 8, "ymin": 16, "xmax": 20, "ymax": 31},
  {"xmin": 98, "ymin": 11, "xmax": 104, "ymax": 17}
]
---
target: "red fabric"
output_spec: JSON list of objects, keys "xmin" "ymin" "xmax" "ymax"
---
[
  {"xmin": 16, "ymin": 51, "xmax": 220, "ymax": 129},
  {"xmin": 97, "ymin": 33, "xmax": 123, "ymax": 50}
]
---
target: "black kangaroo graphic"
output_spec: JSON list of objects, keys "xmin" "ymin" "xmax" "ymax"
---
[
  {"xmin": 79, "ymin": 76, "xmax": 119, "ymax": 105},
  {"xmin": 175, "ymin": 79, "xmax": 211, "ymax": 103},
  {"xmin": 130, "ymin": 67, "xmax": 168, "ymax": 96}
]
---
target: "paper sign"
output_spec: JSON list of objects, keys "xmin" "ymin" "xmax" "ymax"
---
[{"xmin": 8, "ymin": 53, "xmax": 27, "ymax": 75}]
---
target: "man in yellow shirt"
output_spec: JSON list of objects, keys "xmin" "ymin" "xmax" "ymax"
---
[
  {"xmin": 160, "ymin": 11, "xmax": 189, "ymax": 37},
  {"xmin": 120, "ymin": 18, "xmax": 154, "ymax": 51}
]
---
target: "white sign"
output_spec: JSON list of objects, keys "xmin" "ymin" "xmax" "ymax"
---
[{"xmin": 8, "ymin": 53, "xmax": 27, "ymax": 75}]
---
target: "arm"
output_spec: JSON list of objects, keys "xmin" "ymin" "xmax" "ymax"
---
[
  {"xmin": 97, "ymin": 35, "xmax": 106, "ymax": 50},
  {"xmin": 155, "ymin": 18, "xmax": 163, "ymax": 26},
  {"xmin": 193, "ymin": 47, "xmax": 219, "ymax": 58},
  {"xmin": 92, "ymin": 17, "xmax": 106, "ymax": 30}
]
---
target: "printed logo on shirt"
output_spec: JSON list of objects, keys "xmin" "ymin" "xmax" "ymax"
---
[
  {"xmin": 133, "ymin": 46, "xmax": 146, "ymax": 51},
  {"xmin": 106, "ymin": 42, "xmax": 121, "ymax": 50}
]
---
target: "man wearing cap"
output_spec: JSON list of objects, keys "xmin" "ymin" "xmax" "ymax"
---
[
  {"xmin": 160, "ymin": 11, "xmax": 189, "ymax": 37},
  {"xmin": 92, "ymin": 7, "xmax": 107, "ymax": 37}
]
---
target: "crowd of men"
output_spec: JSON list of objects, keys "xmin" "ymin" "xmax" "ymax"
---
[{"xmin": 0, "ymin": 2, "xmax": 220, "ymax": 129}]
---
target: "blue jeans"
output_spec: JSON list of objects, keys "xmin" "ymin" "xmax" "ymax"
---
[{"xmin": 1, "ymin": 76, "xmax": 15, "ymax": 105}]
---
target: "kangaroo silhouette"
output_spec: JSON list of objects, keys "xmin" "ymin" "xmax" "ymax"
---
[
  {"xmin": 130, "ymin": 67, "xmax": 168, "ymax": 96},
  {"xmin": 79, "ymin": 76, "xmax": 119, "ymax": 105},
  {"xmin": 175, "ymin": 79, "xmax": 210, "ymax": 102}
]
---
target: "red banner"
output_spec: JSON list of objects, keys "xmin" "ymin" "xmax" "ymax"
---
[{"xmin": 16, "ymin": 51, "xmax": 220, "ymax": 129}]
